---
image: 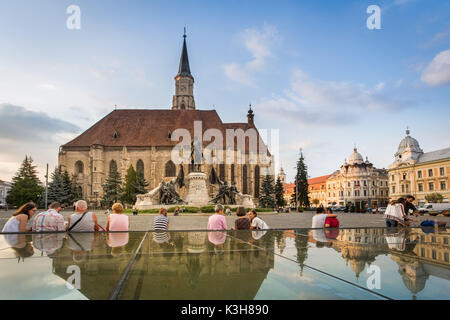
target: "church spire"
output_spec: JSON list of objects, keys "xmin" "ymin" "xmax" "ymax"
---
[
  {"xmin": 177, "ymin": 28, "xmax": 192, "ymax": 78},
  {"xmin": 172, "ymin": 29, "xmax": 195, "ymax": 110}
]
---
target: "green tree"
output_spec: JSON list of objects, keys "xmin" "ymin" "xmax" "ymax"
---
[
  {"xmin": 294, "ymin": 230, "xmax": 309, "ymax": 275},
  {"xmin": 275, "ymin": 176, "xmax": 286, "ymax": 207},
  {"xmin": 295, "ymin": 151, "xmax": 310, "ymax": 208},
  {"xmin": 68, "ymin": 173, "xmax": 83, "ymax": 204},
  {"xmin": 135, "ymin": 170, "xmax": 149, "ymax": 195},
  {"xmin": 425, "ymin": 193, "xmax": 444, "ymax": 203},
  {"xmin": 47, "ymin": 167, "xmax": 72, "ymax": 206},
  {"xmin": 290, "ymin": 186, "xmax": 297, "ymax": 206},
  {"xmin": 258, "ymin": 174, "xmax": 276, "ymax": 208},
  {"xmin": 101, "ymin": 167, "xmax": 123, "ymax": 208},
  {"xmin": 7, "ymin": 156, "xmax": 44, "ymax": 207},
  {"xmin": 122, "ymin": 165, "xmax": 138, "ymax": 205}
]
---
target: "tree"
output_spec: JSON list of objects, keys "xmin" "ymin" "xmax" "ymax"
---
[
  {"xmin": 294, "ymin": 151, "xmax": 310, "ymax": 208},
  {"xmin": 7, "ymin": 156, "xmax": 44, "ymax": 207},
  {"xmin": 135, "ymin": 170, "xmax": 149, "ymax": 195},
  {"xmin": 47, "ymin": 167, "xmax": 72, "ymax": 206},
  {"xmin": 122, "ymin": 165, "xmax": 138, "ymax": 205},
  {"xmin": 290, "ymin": 186, "xmax": 297, "ymax": 206},
  {"xmin": 101, "ymin": 167, "xmax": 123, "ymax": 208},
  {"xmin": 294, "ymin": 230, "xmax": 309, "ymax": 275},
  {"xmin": 68, "ymin": 173, "xmax": 82, "ymax": 203},
  {"xmin": 425, "ymin": 193, "xmax": 444, "ymax": 203},
  {"xmin": 275, "ymin": 176, "xmax": 286, "ymax": 207},
  {"xmin": 258, "ymin": 174, "xmax": 276, "ymax": 208}
]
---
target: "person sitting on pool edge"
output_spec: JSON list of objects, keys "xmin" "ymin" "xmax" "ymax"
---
[
  {"xmin": 106, "ymin": 203, "xmax": 129, "ymax": 232},
  {"xmin": 234, "ymin": 206, "xmax": 251, "ymax": 230},
  {"xmin": 312, "ymin": 207, "xmax": 338, "ymax": 228},
  {"xmin": 324, "ymin": 207, "xmax": 340, "ymax": 228},
  {"xmin": 249, "ymin": 210, "xmax": 269, "ymax": 230}
]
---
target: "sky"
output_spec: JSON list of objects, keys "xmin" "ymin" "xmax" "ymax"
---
[{"xmin": 0, "ymin": 0, "xmax": 449, "ymax": 183}]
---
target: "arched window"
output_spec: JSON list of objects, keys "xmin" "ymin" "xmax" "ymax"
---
[
  {"xmin": 77, "ymin": 186, "xmax": 83, "ymax": 198},
  {"xmin": 75, "ymin": 161, "xmax": 84, "ymax": 174},
  {"xmin": 110, "ymin": 160, "xmax": 118, "ymax": 174},
  {"xmin": 254, "ymin": 165, "xmax": 260, "ymax": 198},
  {"xmin": 219, "ymin": 164, "xmax": 225, "ymax": 182},
  {"xmin": 181, "ymin": 103, "xmax": 186, "ymax": 110},
  {"xmin": 242, "ymin": 165, "xmax": 248, "ymax": 194},
  {"xmin": 136, "ymin": 159, "xmax": 144, "ymax": 174},
  {"xmin": 231, "ymin": 164, "xmax": 235, "ymax": 183},
  {"xmin": 165, "ymin": 160, "xmax": 176, "ymax": 177}
]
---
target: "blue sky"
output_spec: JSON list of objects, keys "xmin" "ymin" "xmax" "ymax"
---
[{"xmin": 0, "ymin": 0, "xmax": 449, "ymax": 182}]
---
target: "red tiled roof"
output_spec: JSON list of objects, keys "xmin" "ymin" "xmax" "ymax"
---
[
  {"xmin": 63, "ymin": 109, "xmax": 269, "ymax": 154},
  {"xmin": 307, "ymin": 174, "xmax": 332, "ymax": 185}
]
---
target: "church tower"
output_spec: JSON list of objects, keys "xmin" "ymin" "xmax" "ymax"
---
[{"xmin": 172, "ymin": 29, "xmax": 195, "ymax": 110}]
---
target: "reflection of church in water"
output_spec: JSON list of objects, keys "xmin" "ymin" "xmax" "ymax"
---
[{"xmin": 50, "ymin": 232, "xmax": 275, "ymax": 300}]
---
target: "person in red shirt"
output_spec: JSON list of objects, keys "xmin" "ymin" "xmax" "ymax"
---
[{"xmin": 324, "ymin": 208, "xmax": 340, "ymax": 228}]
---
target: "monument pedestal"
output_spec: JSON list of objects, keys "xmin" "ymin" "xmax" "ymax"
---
[{"xmin": 185, "ymin": 172, "xmax": 210, "ymax": 206}]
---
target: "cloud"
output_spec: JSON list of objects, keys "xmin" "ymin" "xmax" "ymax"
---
[
  {"xmin": 255, "ymin": 69, "xmax": 415, "ymax": 126},
  {"xmin": 0, "ymin": 103, "xmax": 80, "ymax": 143},
  {"xmin": 38, "ymin": 83, "xmax": 57, "ymax": 90},
  {"xmin": 224, "ymin": 25, "xmax": 278, "ymax": 86},
  {"xmin": 421, "ymin": 49, "xmax": 450, "ymax": 87}
]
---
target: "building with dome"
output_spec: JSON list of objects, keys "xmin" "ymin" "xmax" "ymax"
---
[
  {"xmin": 323, "ymin": 148, "xmax": 389, "ymax": 208},
  {"xmin": 388, "ymin": 129, "xmax": 450, "ymax": 205},
  {"xmin": 57, "ymin": 33, "xmax": 271, "ymax": 207}
]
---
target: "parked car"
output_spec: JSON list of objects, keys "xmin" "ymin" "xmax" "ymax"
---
[
  {"xmin": 378, "ymin": 207, "xmax": 387, "ymax": 214},
  {"xmin": 419, "ymin": 203, "xmax": 450, "ymax": 214}
]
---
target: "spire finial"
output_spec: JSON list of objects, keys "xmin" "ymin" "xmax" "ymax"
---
[
  {"xmin": 249, "ymin": 103, "xmax": 252, "ymax": 111},
  {"xmin": 184, "ymin": 27, "xmax": 186, "ymax": 38},
  {"xmin": 406, "ymin": 126, "xmax": 410, "ymax": 136}
]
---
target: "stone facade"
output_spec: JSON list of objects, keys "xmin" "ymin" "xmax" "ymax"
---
[
  {"xmin": 388, "ymin": 129, "xmax": 450, "ymax": 205},
  {"xmin": 0, "ymin": 180, "xmax": 12, "ymax": 207},
  {"xmin": 58, "ymin": 34, "xmax": 272, "ymax": 207}
]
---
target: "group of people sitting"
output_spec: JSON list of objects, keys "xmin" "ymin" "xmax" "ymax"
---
[
  {"xmin": 384, "ymin": 195, "xmax": 419, "ymax": 227},
  {"xmin": 1, "ymin": 200, "xmax": 130, "ymax": 233}
]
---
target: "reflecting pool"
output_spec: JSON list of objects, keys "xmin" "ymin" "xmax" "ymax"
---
[{"xmin": 0, "ymin": 228, "xmax": 449, "ymax": 300}]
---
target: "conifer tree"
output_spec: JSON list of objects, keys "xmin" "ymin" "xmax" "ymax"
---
[
  {"xmin": 258, "ymin": 174, "xmax": 276, "ymax": 208},
  {"xmin": 135, "ymin": 170, "xmax": 149, "ymax": 195},
  {"xmin": 101, "ymin": 167, "xmax": 123, "ymax": 208},
  {"xmin": 275, "ymin": 176, "xmax": 286, "ymax": 207},
  {"xmin": 47, "ymin": 167, "xmax": 72, "ymax": 206},
  {"xmin": 68, "ymin": 172, "xmax": 83, "ymax": 203},
  {"xmin": 295, "ymin": 151, "xmax": 310, "ymax": 208},
  {"xmin": 7, "ymin": 156, "xmax": 44, "ymax": 207},
  {"xmin": 122, "ymin": 165, "xmax": 138, "ymax": 205}
]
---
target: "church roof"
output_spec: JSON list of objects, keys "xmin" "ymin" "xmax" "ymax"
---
[
  {"xmin": 177, "ymin": 34, "xmax": 192, "ymax": 78},
  {"xmin": 62, "ymin": 109, "xmax": 268, "ymax": 154}
]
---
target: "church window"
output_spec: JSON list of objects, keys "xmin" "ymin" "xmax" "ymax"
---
[
  {"xmin": 113, "ymin": 131, "xmax": 119, "ymax": 139},
  {"xmin": 242, "ymin": 165, "xmax": 248, "ymax": 194},
  {"xmin": 110, "ymin": 160, "xmax": 118, "ymax": 174},
  {"xmin": 254, "ymin": 165, "xmax": 260, "ymax": 198},
  {"xmin": 181, "ymin": 103, "xmax": 186, "ymax": 110},
  {"xmin": 137, "ymin": 159, "xmax": 144, "ymax": 174},
  {"xmin": 165, "ymin": 160, "xmax": 176, "ymax": 177},
  {"xmin": 75, "ymin": 161, "xmax": 84, "ymax": 174}
]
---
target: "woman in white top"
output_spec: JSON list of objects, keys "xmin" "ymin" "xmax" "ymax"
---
[{"xmin": 2, "ymin": 202, "xmax": 37, "ymax": 233}]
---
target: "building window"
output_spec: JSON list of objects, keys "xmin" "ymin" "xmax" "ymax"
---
[
  {"xmin": 348, "ymin": 182, "xmax": 350, "ymax": 187},
  {"xmin": 441, "ymin": 181, "xmax": 446, "ymax": 190},
  {"xmin": 421, "ymin": 248, "xmax": 425, "ymax": 257},
  {"xmin": 402, "ymin": 173, "xmax": 407, "ymax": 180},
  {"xmin": 418, "ymin": 183, "xmax": 423, "ymax": 192},
  {"xmin": 432, "ymin": 250, "xmax": 437, "ymax": 260},
  {"xmin": 440, "ymin": 167, "xmax": 445, "ymax": 176},
  {"xmin": 254, "ymin": 165, "xmax": 260, "ymax": 198},
  {"xmin": 110, "ymin": 160, "xmax": 118, "ymax": 174},
  {"xmin": 380, "ymin": 190, "xmax": 383, "ymax": 196},
  {"xmin": 231, "ymin": 164, "xmax": 235, "ymax": 183},
  {"xmin": 165, "ymin": 160, "xmax": 176, "ymax": 177},
  {"xmin": 219, "ymin": 163, "xmax": 225, "ymax": 182},
  {"xmin": 418, "ymin": 170, "xmax": 422, "ymax": 178},
  {"xmin": 445, "ymin": 252, "xmax": 449, "ymax": 263},
  {"xmin": 401, "ymin": 185, "xmax": 405, "ymax": 193},
  {"xmin": 392, "ymin": 186, "xmax": 396, "ymax": 193},
  {"xmin": 242, "ymin": 165, "xmax": 248, "ymax": 194},
  {"xmin": 391, "ymin": 175, "xmax": 394, "ymax": 182},
  {"xmin": 363, "ymin": 180, "xmax": 367, "ymax": 186},
  {"xmin": 363, "ymin": 190, "xmax": 367, "ymax": 196},
  {"xmin": 75, "ymin": 161, "xmax": 84, "ymax": 174},
  {"xmin": 136, "ymin": 159, "xmax": 144, "ymax": 174},
  {"xmin": 429, "ymin": 182, "xmax": 434, "ymax": 191},
  {"xmin": 428, "ymin": 169, "xmax": 433, "ymax": 177}
]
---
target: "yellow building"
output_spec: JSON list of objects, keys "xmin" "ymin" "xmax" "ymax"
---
[{"xmin": 388, "ymin": 129, "xmax": 450, "ymax": 205}]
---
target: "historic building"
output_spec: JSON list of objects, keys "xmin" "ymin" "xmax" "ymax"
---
[
  {"xmin": 58, "ymin": 33, "xmax": 271, "ymax": 207},
  {"xmin": 324, "ymin": 148, "xmax": 389, "ymax": 208},
  {"xmin": 308, "ymin": 174, "xmax": 331, "ymax": 207},
  {"xmin": 388, "ymin": 129, "xmax": 450, "ymax": 205},
  {"xmin": 0, "ymin": 180, "xmax": 12, "ymax": 207}
]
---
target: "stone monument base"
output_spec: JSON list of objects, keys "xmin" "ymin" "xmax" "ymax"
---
[{"xmin": 184, "ymin": 172, "xmax": 210, "ymax": 206}]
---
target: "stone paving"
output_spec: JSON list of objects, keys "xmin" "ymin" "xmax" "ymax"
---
[{"xmin": 1, "ymin": 209, "xmax": 449, "ymax": 231}]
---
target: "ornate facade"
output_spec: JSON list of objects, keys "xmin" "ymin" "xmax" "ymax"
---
[
  {"xmin": 308, "ymin": 174, "xmax": 331, "ymax": 207},
  {"xmin": 58, "ymin": 34, "xmax": 271, "ymax": 207},
  {"xmin": 388, "ymin": 129, "xmax": 450, "ymax": 205}
]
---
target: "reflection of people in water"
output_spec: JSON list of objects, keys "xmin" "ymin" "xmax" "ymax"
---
[
  {"xmin": 32, "ymin": 233, "xmax": 64, "ymax": 255},
  {"xmin": 186, "ymin": 253, "xmax": 203, "ymax": 288},
  {"xmin": 208, "ymin": 231, "xmax": 226, "ymax": 254},
  {"xmin": 67, "ymin": 233, "xmax": 97, "ymax": 262},
  {"xmin": 2, "ymin": 233, "xmax": 34, "ymax": 261},
  {"xmin": 309, "ymin": 229, "xmax": 333, "ymax": 248},
  {"xmin": 107, "ymin": 232, "xmax": 130, "ymax": 257}
]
